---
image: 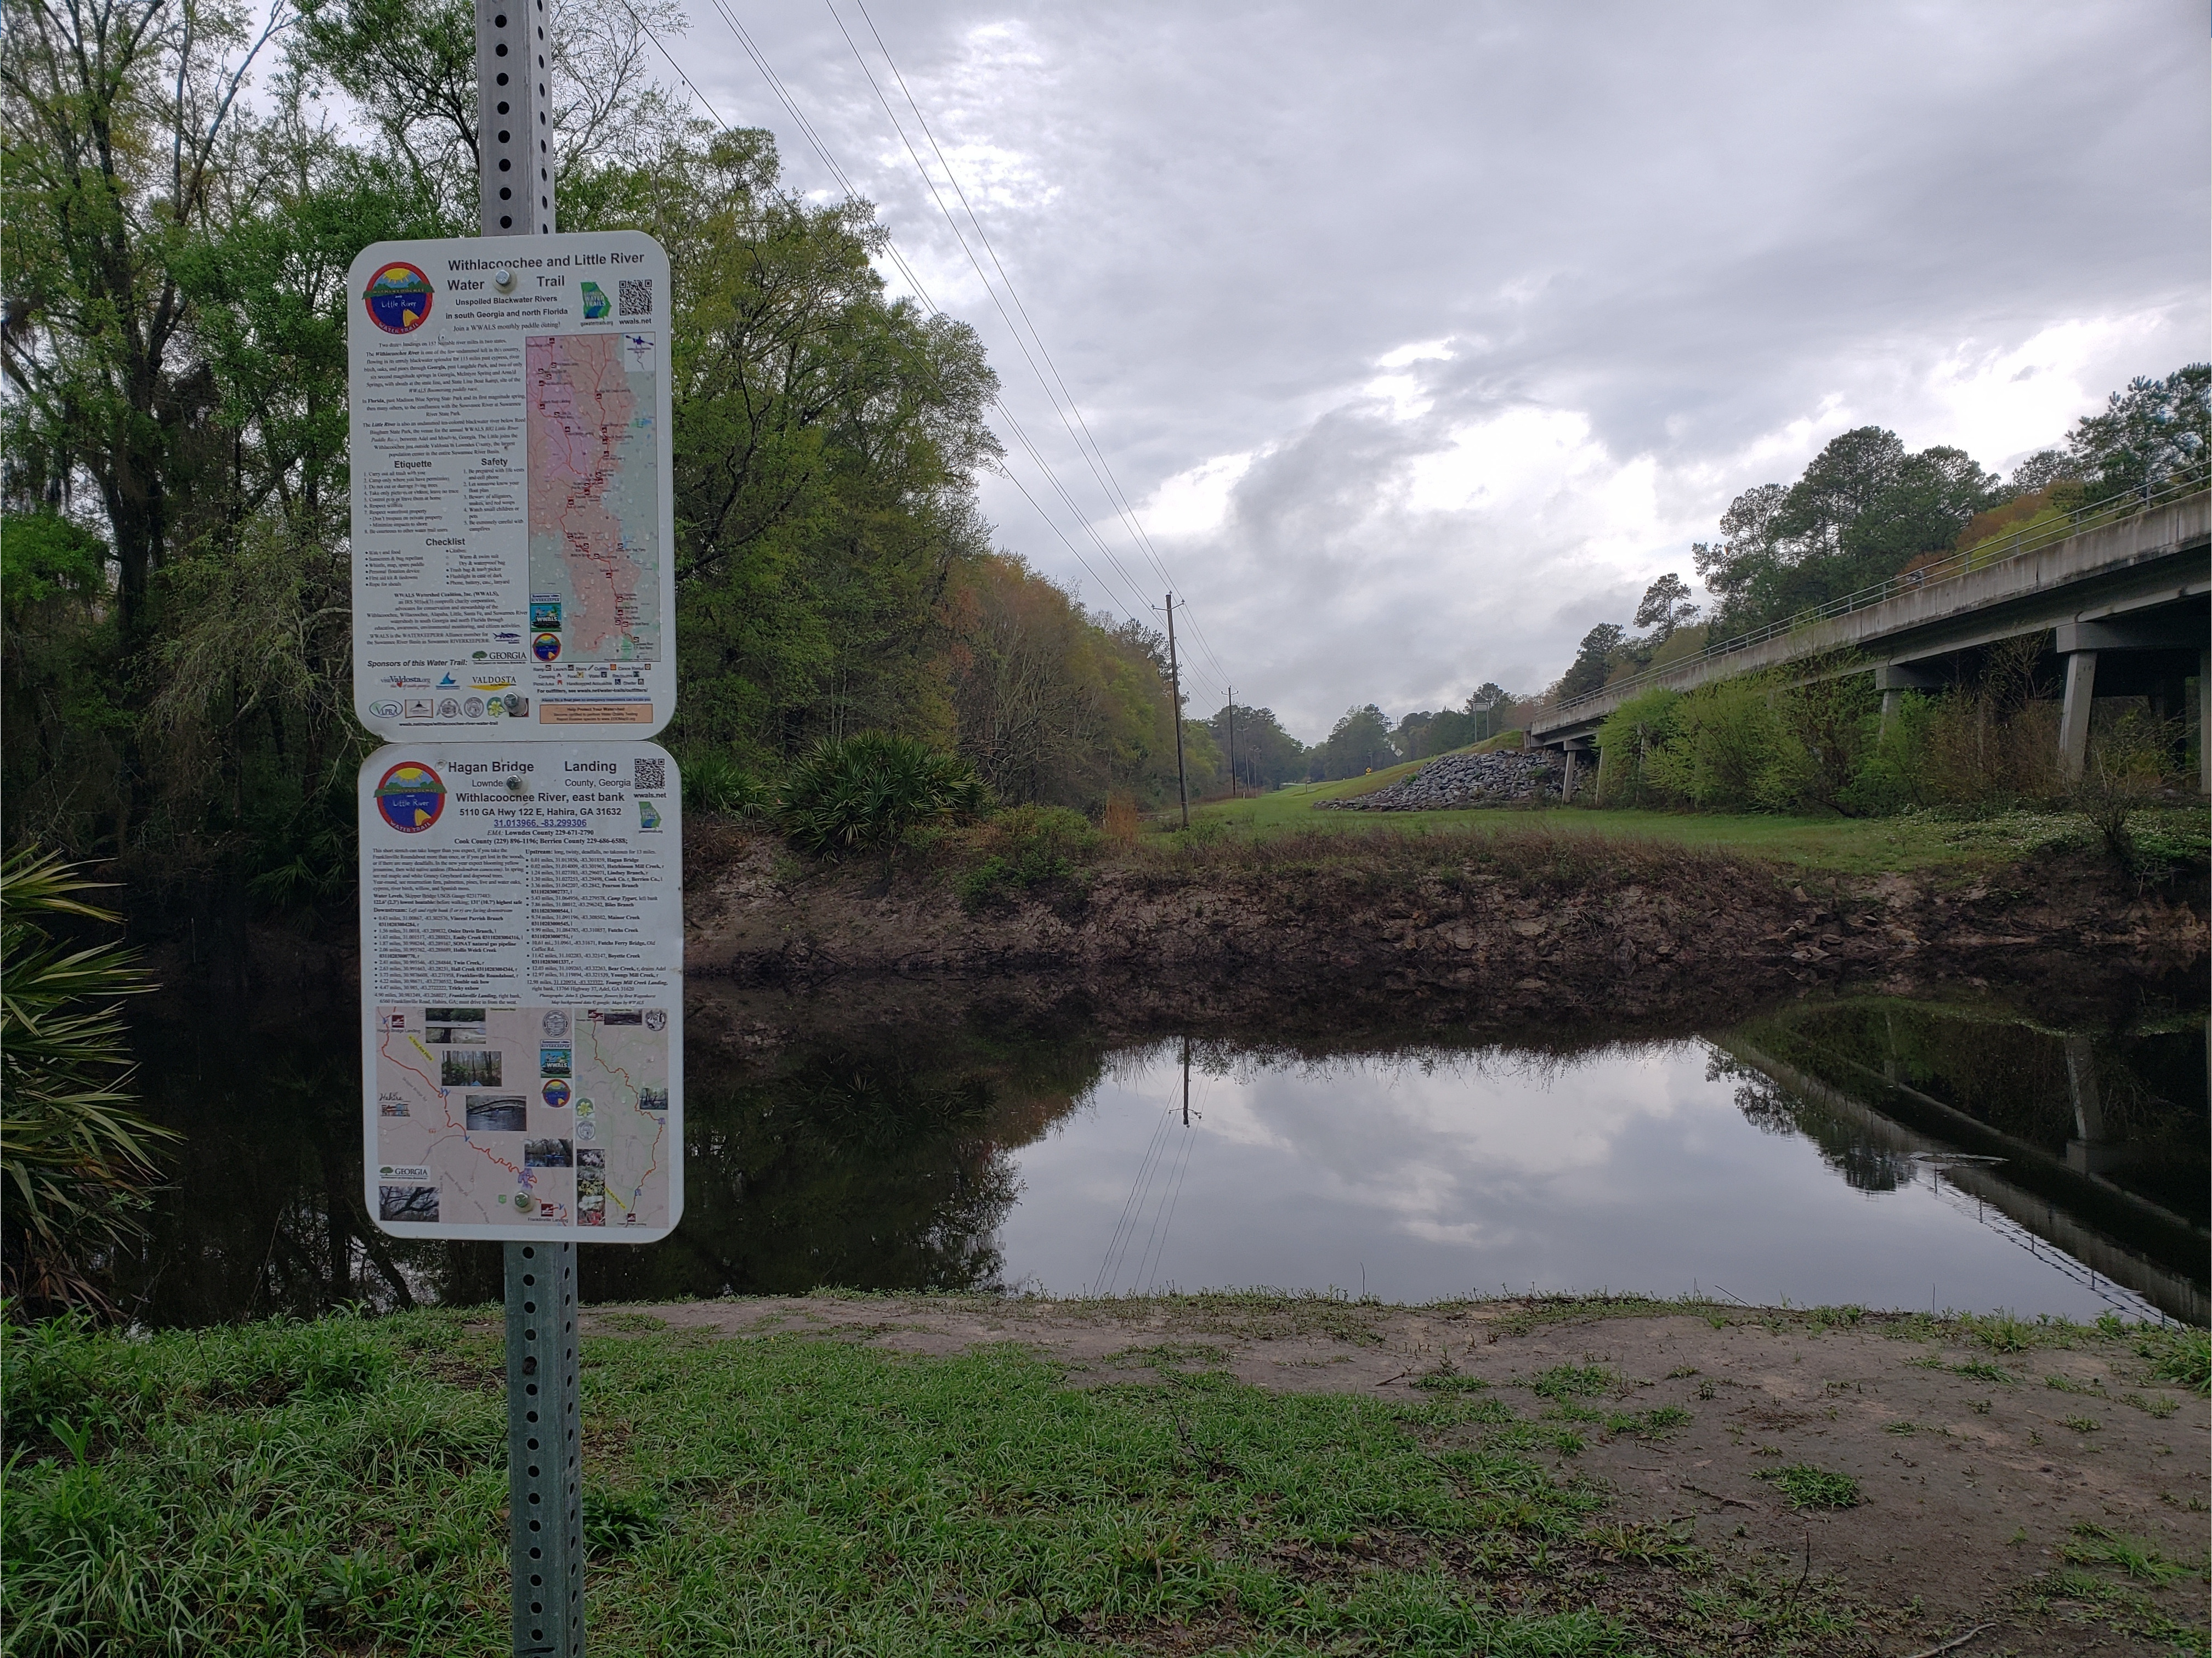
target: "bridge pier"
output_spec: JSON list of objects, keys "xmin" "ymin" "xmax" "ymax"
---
[
  {"xmin": 1875, "ymin": 663, "xmax": 1946, "ymax": 735},
  {"xmin": 2057, "ymin": 651, "xmax": 2097, "ymax": 783},
  {"xmin": 2054, "ymin": 617, "xmax": 2210, "ymax": 791}
]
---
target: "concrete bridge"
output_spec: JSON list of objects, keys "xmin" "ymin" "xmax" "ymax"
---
[{"xmin": 1530, "ymin": 487, "xmax": 2211, "ymax": 796}]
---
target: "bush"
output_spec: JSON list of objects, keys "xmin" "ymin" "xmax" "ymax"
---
[
  {"xmin": 955, "ymin": 805, "xmax": 1101, "ymax": 912},
  {"xmin": 682, "ymin": 752, "xmax": 775, "ymax": 820},
  {"xmin": 1643, "ymin": 678, "xmax": 1804, "ymax": 811},
  {"xmin": 779, "ymin": 733, "xmax": 988, "ymax": 861}
]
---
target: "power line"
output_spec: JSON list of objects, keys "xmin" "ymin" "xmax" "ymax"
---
[
  {"xmin": 617, "ymin": 0, "xmax": 1235, "ymax": 713},
  {"xmin": 626, "ymin": 0, "xmax": 1174, "ymax": 632},
  {"xmin": 846, "ymin": 0, "xmax": 1240, "ymax": 694},
  {"xmin": 827, "ymin": 0, "xmax": 1237, "ymax": 702}
]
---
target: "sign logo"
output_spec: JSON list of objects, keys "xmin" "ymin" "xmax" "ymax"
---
[
  {"xmin": 532, "ymin": 632, "xmax": 561, "ymax": 662},
  {"xmin": 375, "ymin": 761, "xmax": 446, "ymax": 832},
  {"xmin": 542, "ymin": 1078, "xmax": 572, "ymax": 1109},
  {"xmin": 581, "ymin": 280, "xmax": 611, "ymax": 321},
  {"xmin": 368, "ymin": 699, "xmax": 402, "ymax": 719},
  {"xmin": 364, "ymin": 262, "xmax": 433, "ymax": 334}
]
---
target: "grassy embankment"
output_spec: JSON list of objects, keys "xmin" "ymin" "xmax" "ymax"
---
[
  {"xmin": 5, "ymin": 1298, "xmax": 2207, "ymax": 1656},
  {"xmin": 1178, "ymin": 752, "xmax": 2209, "ymax": 879}
]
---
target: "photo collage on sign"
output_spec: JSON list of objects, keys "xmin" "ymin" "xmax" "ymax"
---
[{"xmin": 373, "ymin": 1004, "xmax": 673, "ymax": 1230}]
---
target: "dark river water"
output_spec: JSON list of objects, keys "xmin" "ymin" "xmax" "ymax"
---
[{"xmin": 115, "ymin": 988, "xmax": 2208, "ymax": 1328}]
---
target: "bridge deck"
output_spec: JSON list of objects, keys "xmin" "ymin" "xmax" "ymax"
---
[{"xmin": 1530, "ymin": 491, "xmax": 2210, "ymax": 746}]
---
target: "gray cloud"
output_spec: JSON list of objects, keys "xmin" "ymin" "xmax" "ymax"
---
[{"xmin": 680, "ymin": 1, "xmax": 2206, "ymax": 736}]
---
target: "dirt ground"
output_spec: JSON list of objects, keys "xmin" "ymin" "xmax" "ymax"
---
[{"xmin": 588, "ymin": 1294, "xmax": 2211, "ymax": 1656}]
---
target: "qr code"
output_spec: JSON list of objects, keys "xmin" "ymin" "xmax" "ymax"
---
[
  {"xmin": 633, "ymin": 757, "xmax": 666, "ymax": 792},
  {"xmin": 618, "ymin": 278, "xmax": 653, "ymax": 319}
]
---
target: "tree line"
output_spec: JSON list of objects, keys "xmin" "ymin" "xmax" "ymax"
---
[
  {"xmin": 1549, "ymin": 366, "xmax": 2210, "ymax": 709},
  {"xmin": 0, "ymin": 0, "xmax": 1227, "ymax": 906}
]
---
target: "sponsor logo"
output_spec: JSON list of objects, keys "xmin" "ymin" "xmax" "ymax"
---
[
  {"xmin": 532, "ymin": 633, "xmax": 561, "ymax": 663},
  {"xmin": 368, "ymin": 700, "xmax": 402, "ymax": 719},
  {"xmin": 463, "ymin": 696, "xmax": 485, "ymax": 718},
  {"xmin": 403, "ymin": 697, "xmax": 434, "ymax": 719},
  {"xmin": 364, "ymin": 262, "xmax": 433, "ymax": 334},
  {"xmin": 375, "ymin": 761, "xmax": 446, "ymax": 832}
]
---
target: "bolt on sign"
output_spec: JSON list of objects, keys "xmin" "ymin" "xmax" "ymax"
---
[
  {"xmin": 359, "ymin": 742, "xmax": 683, "ymax": 1241},
  {"xmin": 347, "ymin": 232, "xmax": 677, "ymax": 741}
]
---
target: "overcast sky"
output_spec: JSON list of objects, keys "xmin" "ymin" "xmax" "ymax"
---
[{"xmin": 655, "ymin": 1, "xmax": 2203, "ymax": 740}]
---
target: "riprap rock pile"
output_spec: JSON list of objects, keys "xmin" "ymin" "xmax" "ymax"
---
[{"xmin": 1315, "ymin": 748, "xmax": 1557, "ymax": 811}]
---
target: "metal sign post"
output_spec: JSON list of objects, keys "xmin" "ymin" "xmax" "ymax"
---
[
  {"xmin": 473, "ymin": 10, "xmax": 582, "ymax": 1651},
  {"xmin": 346, "ymin": 8, "xmax": 681, "ymax": 1654}
]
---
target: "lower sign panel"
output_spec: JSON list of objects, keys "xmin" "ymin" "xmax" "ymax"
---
[{"xmin": 359, "ymin": 741, "xmax": 683, "ymax": 1241}]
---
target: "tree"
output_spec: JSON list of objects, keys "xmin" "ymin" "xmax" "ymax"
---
[
  {"xmin": 1205, "ymin": 702, "xmax": 1306, "ymax": 791},
  {"xmin": 2004, "ymin": 448, "xmax": 2079, "ymax": 496},
  {"xmin": 1632, "ymin": 573, "xmax": 1700, "ymax": 642},
  {"xmin": 1842, "ymin": 446, "xmax": 1998, "ymax": 565},
  {"xmin": 2064, "ymin": 364, "xmax": 2210, "ymax": 506},
  {"xmin": 1558, "ymin": 623, "xmax": 1625, "ymax": 703},
  {"xmin": 1315, "ymin": 705, "xmax": 1397, "ymax": 780}
]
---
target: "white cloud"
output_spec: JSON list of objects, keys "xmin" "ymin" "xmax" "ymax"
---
[{"xmin": 691, "ymin": 1, "xmax": 2207, "ymax": 735}]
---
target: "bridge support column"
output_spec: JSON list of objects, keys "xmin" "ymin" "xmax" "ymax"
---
[
  {"xmin": 1875, "ymin": 663, "xmax": 1945, "ymax": 736},
  {"xmin": 1559, "ymin": 747, "xmax": 1579, "ymax": 802},
  {"xmin": 2057, "ymin": 651, "xmax": 2097, "ymax": 783}
]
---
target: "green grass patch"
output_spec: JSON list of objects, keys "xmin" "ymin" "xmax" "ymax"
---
[
  {"xmin": 1757, "ymin": 1463, "xmax": 1863, "ymax": 1510},
  {"xmin": 4, "ymin": 1306, "xmax": 1819, "ymax": 1656},
  {"xmin": 2138, "ymin": 1326, "xmax": 2212, "ymax": 1397},
  {"xmin": 1527, "ymin": 1364, "xmax": 1619, "ymax": 1401},
  {"xmin": 1179, "ymin": 790, "xmax": 2202, "ymax": 877}
]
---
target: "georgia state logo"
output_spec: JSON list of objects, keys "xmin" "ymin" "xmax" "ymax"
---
[
  {"xmin": 375, "ymin": 761, "xmax": 446, "ymax": 832},
  {"xmin": 364, "ymin": 262, "xmax": 433, "ymax": 334}
]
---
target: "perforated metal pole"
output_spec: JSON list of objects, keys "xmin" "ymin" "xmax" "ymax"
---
[
  {"xmin": 478, "ymin": 8, "xmax": 574, "ymax": 1648},
  {"xmin": 477, "ymin": 0, "xmax": 555, "ymax": 236},
  {"xmin": 506, "ymin": 1242, "xmax": 583, "ymax": 1656}
]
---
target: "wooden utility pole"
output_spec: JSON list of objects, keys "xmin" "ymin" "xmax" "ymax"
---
[
  {"xmin": 1164, "ymin": 593, "xmax": 1189, "ymax": 828},
  {"xmin": 1227, "ymin": 685, "xmax": 1236, "ymax": 799}
]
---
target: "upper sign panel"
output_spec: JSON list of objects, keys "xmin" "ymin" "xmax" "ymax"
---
[{"xmin": 348, "ymin": 232, "xmax": 676, "ymax": 740}]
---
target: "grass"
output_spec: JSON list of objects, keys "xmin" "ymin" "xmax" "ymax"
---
[
  {"xmin": 2, "ymin": 1305, "xmax": 1896, "ymax": 1657},
  {"xmin": 1757, "ymin": 1463, "xmax": 1863, "ymax": 1511},
  {"xmin": 1179, "ymin": 775, "xmax": 2207, "ymax": 878}
]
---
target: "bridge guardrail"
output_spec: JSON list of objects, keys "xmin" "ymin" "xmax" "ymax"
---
[{"xmin": 1543, "ymin": 478, "xmax": 2210, "ymax": 726}]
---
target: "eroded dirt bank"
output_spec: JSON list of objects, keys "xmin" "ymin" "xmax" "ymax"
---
[
  {"xmin": 591, "ymin": 1294, "xmax": 2211, "ymax": 1657},
  {"xmin": 684, "ymin": 827, "xmax": 2207, "ymax": 1028}
]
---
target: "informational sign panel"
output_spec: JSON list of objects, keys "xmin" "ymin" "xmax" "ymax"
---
[
  {"xmin": 359, "ymin": 741, "xmax": 683, "ymax": 1241},
  {"xmin": 347, "ymin": 232, "xmax": 676, "ymax": 740}
]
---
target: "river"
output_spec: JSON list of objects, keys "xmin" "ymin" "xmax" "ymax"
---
[{"xmin": 112, "ymin": 986, "xmax": 2207, "ymax": 1328}]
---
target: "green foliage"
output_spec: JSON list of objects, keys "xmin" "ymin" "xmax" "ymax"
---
[
  {"xmin": 1315, "ymin": 703, "xmax": 1399, "ymax": 780},
  {"xmin": 1757, "ymin": 1462, "xmax": 1862, "ymax": 1509},
  {"xmin": 2137, "ymin": 1327, "xmax": 2211, "ymax": 1396},
  {"xmin": 955, "ymin": 805, "xmax": 1101, "ymax": 912},
  {"xmin": 0, "ymin": 512, "xmax": 106, "ymax": 614},
  {"xmin": 680, "ymin": 752, "xmax": 775, "ymax": 820},
  {"xmin": 0, "ymin": 850, "xmax": 175, "ymax": 1314},
  {"xmin": 779, "ymin": 733, "xmax": 988, "ymax": 861}
]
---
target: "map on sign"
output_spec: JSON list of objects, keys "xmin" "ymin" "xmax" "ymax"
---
[
  {"xmin": 345, "ymin": 230, "xmax": 675, "ymax": 740},
  {"xmin": 372, "ymin": 1005, "xmax": 674, "ymax": 1231},
  {"xmin": 528, "ymin": 333, "xmax": 660, "ymax": 662}
]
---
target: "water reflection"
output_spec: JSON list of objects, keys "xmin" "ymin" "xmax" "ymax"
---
[{"xmin": 113, "ymin": 990, "xmax": 2206, "ymax": 1327}]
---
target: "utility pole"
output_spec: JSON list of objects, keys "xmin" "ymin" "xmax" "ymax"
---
[
  {"xmin": 1182, "ymin": 1035, "xmax": 1191, "ymax": 1126},
  {"xmin": 1227, "ymin": 685, "xmax": 1236, "ymax": 799},
  {"xmin": 1164, "ymin": 593, "xmax": 1189, "ymax": 828}
]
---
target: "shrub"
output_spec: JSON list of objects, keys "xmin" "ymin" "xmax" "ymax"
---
[
  {"xmin": 1, "ymin": 850, "xmax": 175, "ymax": 1316},
  {"xmin": 955, "ymin": 805, "xmax": 1101, "ymax": 912},
  {"xmin": 779, "ymin": 734, "xmax": 988, "ymax": 861},
  {"xmin": 1099, "ymin": 792, "xmax": 1139, "ymax": 851},
  {"xmin": 1643, "ymin": 679, "xmax": 1804, "ymax": 811},
  {"xmin": 681, "ymin": 752, "xmax": 775, "ymax": 820},
  {"xmin": 2073, "ymin": 708, "xmax": 2182, "ymax": 865},
  {"xmin": 1593, "ymin": 688, "xmax": 1682, "ymax": 807}
]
